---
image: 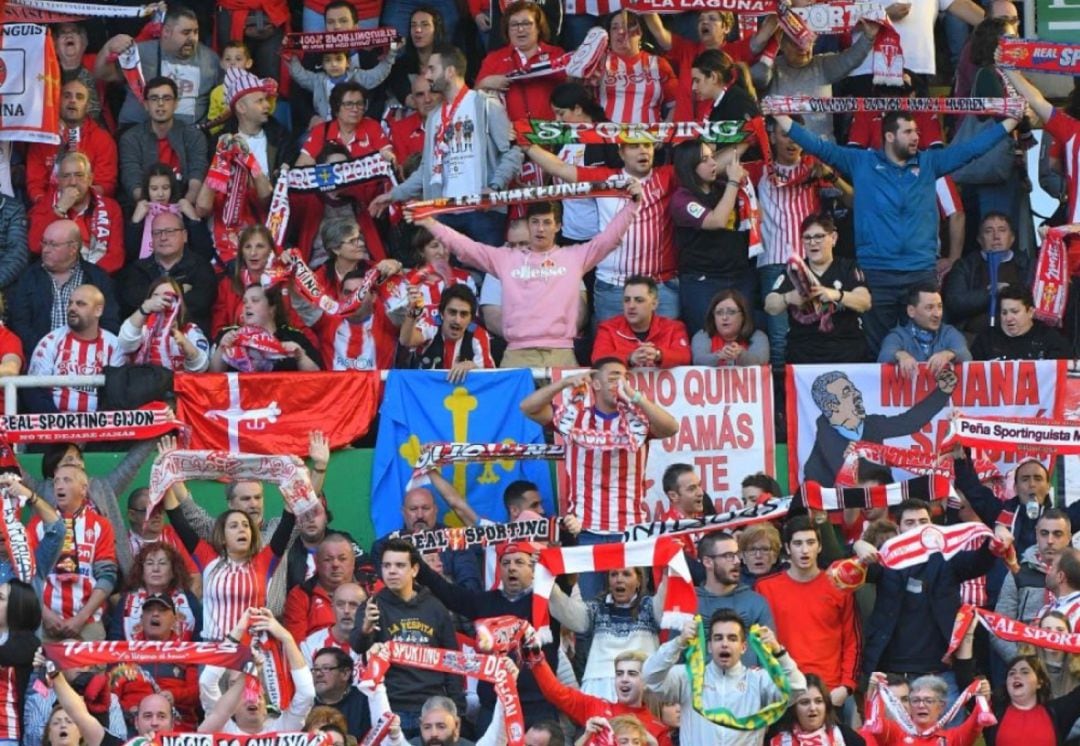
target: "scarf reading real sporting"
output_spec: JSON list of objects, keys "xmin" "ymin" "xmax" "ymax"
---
[
  {"xmin": 406, "ymin": 179, "xmax": 632, "ymax": 221},
  {"xmin": 997, "ymin": 39, "xmax": 1080, "ymax": 76},
  {"xmin": 147, "ymin": 450, "xmax": 320, "ymax": 518},
  {"xmin": 402, "ymin": 517, "xmax": 561, "ymax": 553},
  {"xmin": 0, "ymin": 405, "xmax": 183, "ymax": 444},
  {"xmin": 44, "ymin": 640, "xmax": 252, "ymax": 669},
  {"xmin": 533, "ymin": 537, "xmax": 696, "ymax": 643},
  {"xmin": 946, "ymin": 604, "xmax": 1080, "ymax": 658},
  {"xmin": 686, "ymin": 619, "xmax": 790, "ymax": 731},
  {"xmin": 762, "ymin": 95, "xmax": 1027, "ymax": 117}
]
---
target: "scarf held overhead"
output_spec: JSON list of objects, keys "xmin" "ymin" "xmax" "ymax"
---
[
  {"xmin": 402, "ymin": 518, "xmax": 561, "ymax": 553},
  {"xmin": 945, "ymin": 604, "xmax": 1080, "ymax": 659},
  {"xmin": 44, "ymin": 640, "xmax": 252, "ymax": 669},
  {"xmin": 761, "ymin": 95, "xmax": 1027, "ymax": 118},
  {"xmin": 0, "ymin": 405, "xmax": 183, "ymax": 444},
  {"xmin": 877, "ymin": 522, "xmax": 994, "ymax": 569},
  {"xmin": 621, "ymin": 497, "xmax": 792, "ymax": 542},
  {"xmin": 406, "ymin": 180, "xmax": 631, "ymax": 221},
  {"xmin": 533, "ymin": 536, "xmax": 696, "ymax": 643},
  {"xmin": 1033, "ymin": 225, "xmax": 1080, "ymax": 326},
  {"xmin": 147, "ymin": 450, "xmax": 320, "ymax": 519},
  {"xmin": 412, "ymin": 442, "xmax": 566, "ymax": 481},
  {"xmin": 0, "ymin": 482, "xmax": 32, "ymax": 583},
  {"xmin": 795, "ymin": 474, "xmax": 955, "ymax": 512},
  {"xmin": 282, "ymin": 27, "xmax": 399, "ymax": 52},
  {"xmin": 997, "ymin": 39, "xmax": 1080, "ymax": 76},
  {"xmin": 515, "ymin": 119, "xmax": 759, "ymax": 146}
]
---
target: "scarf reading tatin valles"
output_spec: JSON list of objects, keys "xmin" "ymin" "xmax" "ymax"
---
[
  {"xmin": 44, "ymin": 640, "xmax": 252, "ymax": 669},
  {"xmin": 687, "ymin": 619, "xmax": 790, "ymax": 730}
]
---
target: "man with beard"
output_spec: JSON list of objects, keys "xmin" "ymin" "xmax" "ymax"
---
[
  {"xmin": 772, "ymin": 111, "xmax": 1020, "ymax": 354},
  {"xmin": 400, "ymin": 284, "xmax": 495, "ymax": 378},
  {"xmin": 756, "ymin": 516, "xmax": 859, "ymax": 715},
  {"xmin": 27, "ymin": 284, "xmax": 124, "ymax": 414},
  {"xmin": 415, "ymin": 542, "xmax": 579, "ymax": 732},
  {"xmin": 285, "ymin": 533, "xmax": 357, "ymax": 642},
  {"xmin": 312, "ymin": 647, "xmax": 370, "ymax": 736},
  {"xmin": 803, "ymin": 367, "xmax": 957, "ymax": 487},
  {"xmin": 529, "ymin": 650, "xmax": 672, "ymax": 745},
  {"xmin": 53, "ymin": 23, "xmax": 101, "ymax": 121},
  {"xmin": 993, "ymin": 509, "xmax": 1071, "ymax": 626},
  {"xmin": 689, "ymin": 532, "xmax": 774, "ymax": 667},
  {"xmin": 26, "ymin": 80, "xmax": 116, "ymax": 205},
  {"xmin": 644, "ymin": 609, "xmax": 805, "ymax": 745},
  {"xmin": 301, "ymin": 582, "xmax": 367, "ymax": 665},
  {"xmin": 97, "ymin": 6, "xmax": 222, "ymax": 126}
]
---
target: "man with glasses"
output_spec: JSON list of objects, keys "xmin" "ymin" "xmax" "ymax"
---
[
  {"xmin": 312, "ymin": 647, "xmax": 370, "ymax": 736},
  {"xmin": 10, "ymin": 219, "xmax": 119, "ymax": 355},
  {"xmin": 118, "ymin": 77, "xmax": 209, "ymax": 208},
  {"xmin": 691, "ymin": 531, "xmax": 775, "ymax": 666},
  {"xmin": 116, "ymin": 211, "xmax": 217, "ymax": 335},
  {"xmin": 28, "ymin": 152, "xmax": 125, "ymax": 274}
]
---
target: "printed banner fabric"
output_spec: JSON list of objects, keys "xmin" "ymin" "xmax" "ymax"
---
[
  {"xmin": 0, "ymin": 405, "xmax": 182, "ymax": 443},
  {"xmin": 44, "ymin": 640, "xmax": 252, "ymax": 669},
  {"xmin": 174, "ymin": 371, "xmax": 380, "ymax": 454},
  {"xmin": 997, "ymin": 39, "xmax": 1080, "ymax": 76},
  {"xmin": 0, "ymin": 24, "xmax": 61, "ymax": 144},
  {"xmin": 516, "ymin": 119, "xmax": 755, "ymax": 146},
  {"xmin": 945, "ymin": 413, "xmax": 1080, "ymax": 454},
  {"xmin": 785, "ymin": 361, "xmax": 1063, "ymax": 491},
  {"xmin": 554, "ymin": 366, "xmax": 775, "ymax": 519},
  {"xmin": 370, "ymin": 370, "xmax": 554, "ymax": 537},
  {"xmin": 122, "ymin": 734, "xmax": 333, "ymax": 746},
  {"xmin": 282, "ymin": 27, "xmax": 399, "ymax": 52}
]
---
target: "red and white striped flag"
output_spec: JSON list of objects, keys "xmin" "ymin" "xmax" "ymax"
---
[{"xmin": 0, "ymin": 23, "xmax": 60, "ymax": 144}]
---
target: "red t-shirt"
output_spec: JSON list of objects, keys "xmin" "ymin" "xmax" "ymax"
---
[
  {"xmin": 476, "ymin": 42, "xmax": 565, "ymax": 121},
  {"xmin": 388, "ymin": 112, "xmax": 426, "ymax": 165},
  {"xmin": 848, "ymin": 110, "xmax": 944, "ymax": 149},
  {"xmin": 0, "ymin": 325, "xmax": 23, "ymax": 411},
  {"xmin": 995, "ymin": 705, "xmax": 1057, "ymax": 746}
]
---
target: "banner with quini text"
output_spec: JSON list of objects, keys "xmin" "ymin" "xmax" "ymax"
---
[
  {"xmin": 785, "ymin": 361, "xmax": 1064, "ymax": 491},
  {"xmin": 554, "ymin": 366, "xmax": 775, "ymax": 517}
]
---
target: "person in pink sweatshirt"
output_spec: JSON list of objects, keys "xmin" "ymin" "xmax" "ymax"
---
[{"xmin": 412, "ymin": 179, "xmax": 642, "ymax": 368}]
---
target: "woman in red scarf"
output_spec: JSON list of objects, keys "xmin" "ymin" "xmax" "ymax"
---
[
  {"xmin": 476, "ymin": 1, "xmax": 564, "ymax": 121},
  {"xmin": 769, "ymin": 674, "xmax": 865, "ymax": 746},
  {"xmin": 862, "ymin": 673, "xmax": 990, "ymax": 746},
  {"xmin": 107, "ymin": 543, "xmax": 201, "ymax": 642},
  {"xmin": 691, "ymin": 290, "xmax": 769, "ymax": 366},
  {"xmin": 118, "ymin": 277, "xmax": 210, "ymax": 372}
]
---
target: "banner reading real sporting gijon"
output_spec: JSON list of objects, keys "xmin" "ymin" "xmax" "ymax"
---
[
  {"xmin": 554, "ymin": 366, "xmax": 775, "ymax": 518},
  {"xmin": 785, "ymin": 360, "xmax": 1065, "ymax": 491}
]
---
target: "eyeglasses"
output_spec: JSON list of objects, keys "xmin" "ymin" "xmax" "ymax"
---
[
  {"xmin": 705, "ymin": 552, "xmax": 739, "ymax": 562},
  {"xmin": 41, "ymin": 239, "xmax": 79, "ymax": 249},
  {"xmin": 152, "ymin": 228, "xmax": 184, "ymax": 238},
  {"xmin": 743, "ymin": 547, "xmax": 775, "ymax": 555},
  {"xmin": 714, "ymin": 308, "xmax": 742, "ymax": 317},
  {"xmin": 909, "ymin": 697, "xmax": 941, "ymax": 706},
  {"xmin": 339, "ymin": 100, "xmax": 366, "ymax": 109},
  {"xmin": 802, "ymin": 233, "xmax": 829, "ymax": 243},
  {"xmin": 311, "ymin": 665, "xmax": 347, "ymax": 674},
  {"xmin": 509, "ymin": 20, "xmax": 536, "ymax": 28},
  {"xmin": 147, "ymin": 94, "xmax": 176, "ymax": 104}
]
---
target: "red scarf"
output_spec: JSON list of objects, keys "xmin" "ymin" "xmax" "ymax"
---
[
  {"xmin": 43, "ymin": 640, "xmax": 251, "ymax": 670},
  {"xmin": 1033, "ymin": 225, "xmax": 1080, "ymax": 326},
  {"xmin": 221, "ymin": 326, "xmax": 289, "ymax": 372}
]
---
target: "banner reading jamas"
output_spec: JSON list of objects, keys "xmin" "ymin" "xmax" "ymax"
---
[
  {"xmin": 0, "ymin": 24, "xmax": 61, "ymax": 144},
  {"xmin": 785, "ymin": 361, "xmax": 1063, "ymax": 491},
  {"xmin": 554, "ymin": 366, "xmax": 774, "ymax": 518},
  {"xmin": 174, "ymin": 371, "xmax": 380, "ymax": 454}
]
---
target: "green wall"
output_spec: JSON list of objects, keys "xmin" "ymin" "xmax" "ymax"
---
[{"xmin": 24, "ymin": 446, "xmax": 791, "ymax": 548}]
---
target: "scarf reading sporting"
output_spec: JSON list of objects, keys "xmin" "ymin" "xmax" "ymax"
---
[
  {"xmin": 791, "ymin": 1, "xmax": 883, "ymax": 30},
  {"xmin": 406, "ymin": 179, "xmax": 632, "ymax": 221},
  {"xmin": 762, "ymin": 95, "xmax": 1027, "ymax": 118},
  {"xmin": 621, "ymin": 497, "xmax": 792, "ymax": 542},
  {"xmin": 282, "ymin": 27, "xmax": 399, "ymax": 52},
  {"xmin": 771, "ymin": 725, "xmax": 846, "ymax": 746},
  {"xmin": 1033, "ymin": 225, "xmax": 1080, "ymax": 326},
  {"xmin": 402, "ymin": 517, "xmax": 561, "ymax": 553},
  {"xmin": 507, "ymin": 27, "xmax": 608, "ymax": 80},
  {"xmin": 277, "ymin": 250, "xmax": 381, "ymax": 317},
  {"xmin": 877, "ymin": 522, "xmax": 993, "ymax": 569},
  {"xmin": 147, "ymin": 450, "xmax": 320, "ymax": 518},
  {"xmin": 360, "ymin": 642, "xmax": 526, "ymax": 746},
  {"xmin": 44, "ymin": 640, "xmax": 252, "ymax": 669},
  {"xmin": 0, "ymin": 481, "xmax": 32, "ymax": 583},
  {"xmin": 122, "ymin": 734, "xmax": 333, "ymax": 746},
  {"xmin": 515, "ymin": 118, "xmax": 757, "ymax": 147},
  {"xmin": 945, "ymin": 413, "xmax": 1080, "ymax": 454},
  {"xmin": 864, "ymin": 672, "xmax": 995, "ymax": 736},
  {"xmin": 221, "ymin": 326, "xmax": 290, "ymax": 372},
  {"xmin": 795, "ymin": 474, "xmax": 954, "ymax": 512},
  {"xmin": 0, "ymin": 405, "xmax": 183, "ymax": 444},
  {"xmin": 686, "ymin": 619, "xmax": 790, "ymax": 731},
  {"xmin": 286, "ymin": 153, "xmax": 396, "ymax": 193},
  {"xmin": 946, "ymin": 603, "xmax": 1080, "ymax": 658},
  {"xmin": 533, "ymin": 537, "xmax": 696, "ymax": 643},
  {"xmin": 997, "ymin": 39, "xmax": 1080, "ymax": 76},
  {"xmin": 266, "ymin": 168, "xmax": 290, "ymax": 248},
  {"xmin": 786, "ymin": 255, "xmax": 838, "ymax": 331}
]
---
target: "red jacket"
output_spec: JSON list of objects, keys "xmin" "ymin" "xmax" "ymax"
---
[
  {"xmin": 475, "ymin": 43, "xmax": 565, "ymax": 121},
  {"xmin": 25, "ymin": 119, "xmax": 118, "ymax": 203},
  {"xmin": 28, "ymin": 190, "xmax": 125, "ymax": 274},
  {"xmin": 591, "ymin": 314, "xmax": 691, "ymax": 368},
  {"xmin": 283, "ymin": 580, "xmax": 335, "ymax": 643}
]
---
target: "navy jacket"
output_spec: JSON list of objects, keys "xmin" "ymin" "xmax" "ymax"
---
[{"xmin": 9, "ymin": 259, "xmax": 120, "ymax": 355}]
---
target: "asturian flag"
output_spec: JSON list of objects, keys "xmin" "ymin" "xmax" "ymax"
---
[
  {"xmin": 0, "ymin": 23, "xmax": 60, "ymax": 144},
  {"xmin": 370, "ymin": 370, "xmax": 554, "ymax": 537}
]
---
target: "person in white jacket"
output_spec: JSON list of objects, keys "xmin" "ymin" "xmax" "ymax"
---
[{"xmin": 643, "ymin": 608, "xmax": 806, "ymax": 746}]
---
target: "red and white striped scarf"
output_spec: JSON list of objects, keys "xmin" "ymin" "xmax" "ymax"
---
[
  {"xmin": 220, "ymin": 326, "xmax": 289, "ymax": 372},
  {"xmin": 532, "ymin": 536, "xmax": 696, "ymax": 643},
  {"xmin": 864, "ymin": 673, "xmax": 995, "ymax": 736},
  {"xmin": 770, "ymin": 725, "xmax": 846, "ymax": 746},
  {"xmin": 135, "ymin": 292, "xmax": 181, "ymax": 366},
  {"xmin": 796, "ymin": 474, "xmax": 954, "ymax": 512},
  {"xmin": 877, "ymin": 522, "xmax": 994, "ymax": 569},
  {"xmin": 1033, "ymin": 225, "xmax": 1080, "ymax": 326}
]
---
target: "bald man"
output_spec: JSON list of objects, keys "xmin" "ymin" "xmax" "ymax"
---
[
  {"xmin": 10, "ymin": 218, "xmax": 119, "ymax": 354},
  {"xmin": 27, "ymin": 282, "xmax": 125, "ymax": 413}
]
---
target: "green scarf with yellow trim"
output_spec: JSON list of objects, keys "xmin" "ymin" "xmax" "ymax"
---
[{"xmin": 685, "ymin": 618, "xmax": 791, "ymax": 731}]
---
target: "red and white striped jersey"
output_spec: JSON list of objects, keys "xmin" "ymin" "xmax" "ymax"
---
[
  {"xmin": 756, "ymin": 158, "xmax": 822, "ymax": 266},
  {"xmin": 1042, "ymin": 590, "xmax": 1080, "ymax": 630},
  {"xmin": 299, "ymin": 627, "xmax": 359, "ymax": 667},
  {"xmin": 30, "ymin": 505, "xmax": 117, "ymax": 623},
  {"xmin": 28, "ymin": 327, "xmax": 124, "ymax": 412},
  {"xmin": 0, "ymin": 664, "xmax": 18, "ymax": 740},
  {"xmin": 564, "ymin": 0, "xmax": 623, "ymax": 15},
  {"xmin": 578, "ymin": 165, "xmax": 677, "ymax": 286},
  {"xmin": 316, "ymin": 307, "xmax": 398, "ymax": 371},
  {"xmin": 936, "ymin": 176, "xmax": 963, "ymax": 219},
  {"xmin": 193, "ymin": 542, "xmax": 280, "ymax": 641},
  {"xmin": 597, "ymin": 52, "xmax": 677, "ymax": 124},
  {"xmin": 553, "ymin": 402, "xmax": 652, "ymax": 533},
  {"xmin": 412, "ymin": 320, "xmax": 496, "ymax": 368}
]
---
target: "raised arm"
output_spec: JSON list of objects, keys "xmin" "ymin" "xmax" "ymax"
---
[
  {"xmin": 39, "ymin": 650, "xmax": 106, "ymax": 746},
  {"xmin": 1002, "ymin": 69, "xmax": 1054, "ymax": 123},
  {"xmin": 427, "ymin": 470, "xmax": 480, "ymax": 526},
  {"xmin": 519, "ymin": 372, "xmax": 591, "ymax": 426},
  {"xmin": 525, "ymin": 144, "xmax": 579, "ymax": 183}
]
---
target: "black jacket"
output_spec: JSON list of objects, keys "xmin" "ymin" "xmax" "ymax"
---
[
  {"xmin": 943, "ymin": 249, "xmax": 1033, "ymax": 335},
  {"xmin": 9, "ymin": 259, "xmax": 120, "ymax": 355},
  {"xmin": 117, "ymin": 251, "xmax": 218, "ymax": 336},
  {"xmin": 971, "ymin": 322, "xmax": 1074, "ymax": 361}
]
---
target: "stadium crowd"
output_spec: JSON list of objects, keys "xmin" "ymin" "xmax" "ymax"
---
[{"xmin": 1, "ymin": 0, "xmax": 1080, "ymax": 743}]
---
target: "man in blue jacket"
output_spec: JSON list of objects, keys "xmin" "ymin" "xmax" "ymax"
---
[{"xmin": 772, "ymin": 110, "xmax": 1019, "ymax": 355}]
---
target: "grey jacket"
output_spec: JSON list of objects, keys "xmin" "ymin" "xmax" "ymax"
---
[
  {"xmin": 389, "ymin": 89, "xmax": 523, "ymax": 206},
  {"xmin": 288, "ymin": 55, "xmax": 393, "ymax": 120},
  {"xmin": 877, "ymin": 322, "xmax": 972, "ymax": 363},
  {"xmin": 992, "ymin": 544, "xmax": 1054, "ymax": 661},
  {"xmin": 645, "ymin": 637, "xmax": 806, "ymax": 746},
  {"xmin": 0, "ymin": 196, "xmax": 28, "ymax": 292},
  {"xmin": 118, "ymin": 121, "xmax": 210, "ymax": 203}
]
